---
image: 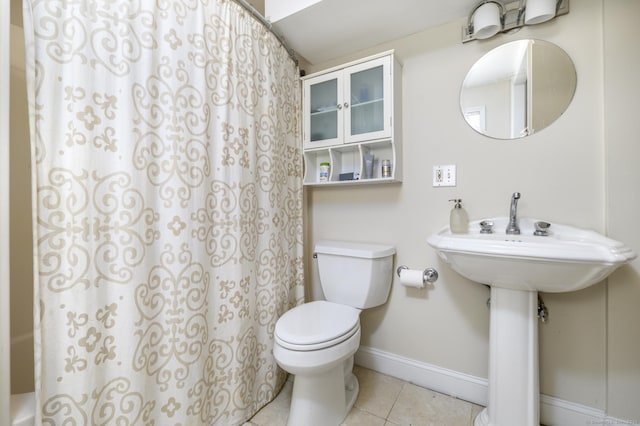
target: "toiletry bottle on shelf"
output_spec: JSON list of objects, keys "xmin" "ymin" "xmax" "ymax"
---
[
  {"xmin": 449, "ymin": 199, "xmax": 469, "ymax": 233},
  {"xmin": 319, "ymin": 162, "xmax": 330, "ymax": 182}
]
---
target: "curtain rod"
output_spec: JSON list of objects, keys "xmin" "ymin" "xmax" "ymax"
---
[{"xmin": 231, "ymin": 0, "xmax": 298, "ymax": 65}]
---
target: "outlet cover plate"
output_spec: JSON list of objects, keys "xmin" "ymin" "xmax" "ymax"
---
[{"xmin": 433, "ymin": 165, "xmax": 456, "ymax": 187}]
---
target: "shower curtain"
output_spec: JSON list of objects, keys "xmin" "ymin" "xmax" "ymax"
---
[{"xmin": 23, "ymin": 0, "xmax": 304, "ymax": 424}]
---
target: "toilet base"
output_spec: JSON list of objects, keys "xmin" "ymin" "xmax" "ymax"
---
[
  {"xmin": 287, "ymin": 358, "xmax": 359, "ymax": 426},
  {"xmin": 474, "ymin": 408, "xmax": 489, "ymax": 426}
]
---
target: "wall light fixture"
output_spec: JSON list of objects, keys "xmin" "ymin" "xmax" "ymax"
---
[{"xmin": 462, "ymin": 0, "xmax": 569, "ymax": 43}]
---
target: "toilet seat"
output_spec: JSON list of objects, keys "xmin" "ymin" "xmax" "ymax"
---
[{"xmin": 275, "ymin": 301, "xmax": 360, "ymax": 351}]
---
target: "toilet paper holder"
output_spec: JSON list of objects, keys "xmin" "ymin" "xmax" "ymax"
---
[{"xmin": 396, "ymin": 265, "xmax": 439, "ymax": 284}]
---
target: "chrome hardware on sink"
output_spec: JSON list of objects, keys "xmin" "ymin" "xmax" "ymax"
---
[
  {"xmin": 534, "ymin": 221, "xmax": 551, "ymax": 236},
  {"xmin": 537, "ymin": 295, "xmax": 548, "ymax": 323},
  {"xmin": 506, "ymin": 192, "xmax": 521, "ymax": 235},
  {"xmin": 479, "ymin": 220, "xmax": 494, "ymax": 234}
]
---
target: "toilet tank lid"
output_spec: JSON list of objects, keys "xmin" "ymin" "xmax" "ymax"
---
[{"xmin": 315, "ymin": 240, "xmax": 396, "ymax": 259}]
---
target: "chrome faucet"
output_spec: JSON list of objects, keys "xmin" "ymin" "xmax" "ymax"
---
[{"xmin": 506, "ymin": 192, "xmax": 521, "ymax": 235}]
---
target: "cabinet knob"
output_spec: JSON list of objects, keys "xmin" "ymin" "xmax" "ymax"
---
[
  {"xmin": 337, "ymin": 104, "xmax": 342, "ymax": 110},
  {"xmin": 344, "ymin": 102, "xmax": 349, "ymax": 108}
]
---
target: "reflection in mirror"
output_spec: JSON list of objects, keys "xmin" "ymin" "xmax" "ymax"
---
[{"xmin": 460, "ymin": 40, "xmax": 576, "ymax": 140}]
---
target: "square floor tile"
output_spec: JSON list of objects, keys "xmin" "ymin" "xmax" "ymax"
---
[
  {"xmin": 353, "ymin": 366, "xmax": 405, "ymax": 419},
  {"xmin": 340, "ymin": 406, "xmax": 387, "ymax": 426},
  {"xmin": 387, "ymin": 383, "xmax": 473, "ymax": 426}
]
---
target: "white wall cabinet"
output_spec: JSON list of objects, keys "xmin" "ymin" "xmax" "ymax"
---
[{"xmin": 302, "ymin": 51, "xmax": 402, "ymax": 186}]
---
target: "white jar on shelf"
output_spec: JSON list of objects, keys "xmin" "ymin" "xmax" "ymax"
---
[{"xmin": 319, "ymin": 162, "xmax": 330, "ymax": 182}]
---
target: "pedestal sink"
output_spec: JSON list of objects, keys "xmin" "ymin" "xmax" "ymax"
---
[{"xmin": 427, "ymin": 217, "xmax": 636, "ymax": 426}]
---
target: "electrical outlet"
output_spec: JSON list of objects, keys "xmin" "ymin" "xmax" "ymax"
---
[{"xmin": 433, "ymin": 165, "xmax": 456, "ymax": 187}]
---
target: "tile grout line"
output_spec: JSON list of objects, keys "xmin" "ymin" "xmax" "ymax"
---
[{"xmin": 383, "ymin": 379, "xmax": 406, "ymax": 424}]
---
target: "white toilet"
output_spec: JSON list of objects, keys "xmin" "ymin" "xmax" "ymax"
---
[{"xmin": 274, "ymin": 240, "xmax": 395, "ymax": 426}]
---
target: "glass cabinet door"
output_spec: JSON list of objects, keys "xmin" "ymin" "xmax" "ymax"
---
[
  {"xmin": 345, "ymin": 56, "xmax": 391, "ymax": 144},
  {"xmin": 304, "ymin": 70, "xmax": 343, "ymax": 148}
]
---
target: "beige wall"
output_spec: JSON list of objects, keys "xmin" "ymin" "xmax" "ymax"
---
[
  {"xmin": 461, "ymin": 81, "xmax": 511, "ymax": 137},
  {"xmin": 306, "ymin": 0, "xmax": 639, "ymax": 419},
  {"xmin": 531, "ymin": 40, "xmax": 576, "ymax": 133},
  {"xmin": 604, "ymin": 0, "xmax": 640, "ymax": 421}
]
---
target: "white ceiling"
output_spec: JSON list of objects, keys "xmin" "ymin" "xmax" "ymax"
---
[{"xmin": 270, "ymin": 0, "xmax": 478, "ymax": 64}]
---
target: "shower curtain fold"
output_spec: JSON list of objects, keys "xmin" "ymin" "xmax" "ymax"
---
[{"xmin": 23, "ymin": 0, "xmax": 303, "ymax": 424}]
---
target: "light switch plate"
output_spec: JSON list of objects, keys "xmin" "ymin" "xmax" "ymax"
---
[{"xmin": 433, "ymin": 165, "xmax": 456, "ymax": 187}]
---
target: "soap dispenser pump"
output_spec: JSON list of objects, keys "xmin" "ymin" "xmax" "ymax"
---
[{"xmin": 449, "ymin": 199, "xmax": 469, "ymax": 233}]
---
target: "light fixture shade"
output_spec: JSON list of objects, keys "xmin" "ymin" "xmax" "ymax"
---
[
  {"xmin": 525, "ymin": 0, "xmax": 557, "ymax": 25},
  {"xmin": 473, "ymin": 2, "xmax": 502, "ymax": 39}
]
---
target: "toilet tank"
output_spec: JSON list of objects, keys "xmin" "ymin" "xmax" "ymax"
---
[{"xmin": 315, "ymin": 240, "xmax": 396, "ymax": 309}]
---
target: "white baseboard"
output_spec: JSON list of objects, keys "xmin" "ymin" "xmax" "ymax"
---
[
  {"xmin": 355, "ymin": 345, "xmax": 635, "ymax": 426},
  {"xmin": 355, "ymin": 345, "xmax": 488, "ymax": 406}
]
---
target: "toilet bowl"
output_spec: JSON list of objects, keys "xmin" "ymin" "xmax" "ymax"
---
[
  {"xmin": 10, "ymin": 392, "xmax": 35, "ymax": 426},
  {"xmin": 274, "ymin": 240, "xmax": 395, "ymax": 426},
  {"xmin": 274, "ymin": 301, "xmax": 362, "ymax": 426}
]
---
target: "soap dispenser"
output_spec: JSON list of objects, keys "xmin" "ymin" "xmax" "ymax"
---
[{"xmin": 449, "ymin": 199, "xmax": 469, "ymax": 233}]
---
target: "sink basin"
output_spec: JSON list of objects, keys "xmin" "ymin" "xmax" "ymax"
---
[{"xmin": 427, "ymin": 217, "xmax": 636, "ymax": 292}]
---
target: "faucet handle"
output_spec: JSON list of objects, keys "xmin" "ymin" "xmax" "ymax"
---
[
  {"xmin": 534, "ymin": 221, "xmax": 551, "ymax": 236},
  {"xmin": 479, "ymin": 220, "xmax": 494, "ymax": 234}
]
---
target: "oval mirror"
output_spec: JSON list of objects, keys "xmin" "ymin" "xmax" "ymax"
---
[{"xmin": 460, "ymin": 39, "xmax": 576, "ymax": 140}]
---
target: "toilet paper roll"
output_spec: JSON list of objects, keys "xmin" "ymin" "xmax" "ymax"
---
[{"xmin": 399, "ymin": 269, "xmax": 424, "ymax": 289}]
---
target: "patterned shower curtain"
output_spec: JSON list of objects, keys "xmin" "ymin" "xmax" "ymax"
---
[{"xmin": 23, "ymin": 0, "xmax": 304, "ymax": 424}]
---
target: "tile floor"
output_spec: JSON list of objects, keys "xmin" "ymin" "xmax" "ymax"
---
[{"xmin": 246, "ymin": 366, "xmax": 484, "ymax": 426}]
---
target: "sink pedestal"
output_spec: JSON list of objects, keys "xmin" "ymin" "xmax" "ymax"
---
[{"xmin": 475, "ymin": 287, "xmax": 539, "ymax": 426}]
